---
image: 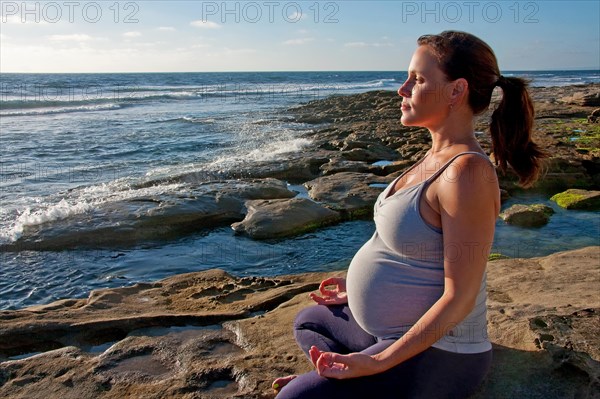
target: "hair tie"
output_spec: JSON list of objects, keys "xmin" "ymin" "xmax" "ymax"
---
[{"xmin": 496, "ymin": 75, "xmax": 507, "ymax": 87}]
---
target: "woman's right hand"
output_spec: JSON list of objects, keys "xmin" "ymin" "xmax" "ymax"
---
[{"xmin": 309, "ymin": 277, "xmax": 348, "ymax": 305}]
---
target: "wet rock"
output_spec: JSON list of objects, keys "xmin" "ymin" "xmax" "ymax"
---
[
  {"xmin": 339, "ymin": 141, "xmax": 399, "ymax": 163},
  {"xmin": 1, "ymin": 178, "xmax": 296, "ymax": 251},
  {"xmin": 500, "ymin": 204, "xmax": 555, "ymax": 227},
  {"xmin": 377, "ymin": 159, "xmax": 413, "ymax": 176},
  {"xmin": 231, "ymin": 197, "xmax": 341, "ymax": 239},
  {"xmin": 534, "ymin": 157, "xmax": 597, "ymax": 192},
  {"xmin": 551, "ymin": 189, "xmax": 600, "ymax": 210},
  {"xmin": 304, "ymin": 172, "xmax": 389, "ymax": 218},
  {"xmin": 320, "ymin": 158, "xmax": 371, "ymax": 175},
  {"xmin": 232, "ymin": 155, "xmax": 332, "ymax": 183}
]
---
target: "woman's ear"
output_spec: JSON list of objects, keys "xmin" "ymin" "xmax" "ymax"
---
[{"xmin": 451, "ymin": 78, "xmax": 469, "ymax": 104}]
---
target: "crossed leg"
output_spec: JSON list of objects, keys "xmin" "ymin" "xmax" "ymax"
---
[{"xmin": 274, "ymin": 304, "xmax": 492, "ymax": 399}]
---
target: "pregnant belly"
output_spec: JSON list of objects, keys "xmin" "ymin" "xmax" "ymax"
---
[{"xmin": 346, "ymin": 244, "xmax": 444, "ymax": 337}]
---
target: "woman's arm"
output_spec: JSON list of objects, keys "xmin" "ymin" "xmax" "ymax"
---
[{"xmin": 314, "ymin": 155, "xmax": 499, "ymax": 379}]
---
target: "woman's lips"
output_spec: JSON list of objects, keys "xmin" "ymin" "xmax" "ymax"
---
[{"xmin": 401, "ymin": 103, "xmax": 411, "ymax": 111}]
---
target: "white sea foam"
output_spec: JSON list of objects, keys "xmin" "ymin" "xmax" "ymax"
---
[
  {"xmin": 245, "ymin": 138, "xmax": 312, "ymax": 162},
  {"xmin": 4, "ymin": 198, "xmax": 94, "ymax": 242},
  {"xmin": 0, "ymin": 103, "xmax": 122, "ymax": 117},
  {"xmin": 0, "ymin": 181, "xmax": 185, "ymax": 244},
  {"xmin": 207, "ymin": 137, "xmax": 312, "ymax": 171}
]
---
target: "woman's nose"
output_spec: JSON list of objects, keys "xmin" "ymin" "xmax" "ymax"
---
[{"xmin": 398, "ymin": 82, "xmax": 411, "ymax": 98}]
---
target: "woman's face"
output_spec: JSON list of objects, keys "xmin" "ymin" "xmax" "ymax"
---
[{"xmin": 398, "ymin": 45, "xmax": 453, "ymax": 129}]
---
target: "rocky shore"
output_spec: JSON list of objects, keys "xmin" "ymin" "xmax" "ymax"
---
[
  {"xmin": 1, "ymin": 84, "xmax": 599, "ymax": 398},
  {"xmin": 3, "ymin": 83, "xmax": 599, "ymax": 249},
  {"xmin": 1, "ymin": 247, "xmax": 598, "ymax": 398}
]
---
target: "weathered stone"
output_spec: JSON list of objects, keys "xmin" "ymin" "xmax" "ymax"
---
[
  {"xmin": 551, "ymin": 189, "xmax": 600, "ymax": 210},
  {"xmin": 319, "ymin": 158, "xmax": 371, "ymax": 175},
  {"xmin": 560, "ymin": 91, "xmax": 600, "ymax": 107},
  {"xmin": 234, "ymin": 156, "xmax": 332, "ymax": 183},
  {"xmin": 339, "ymin": 141, "xmax": 399, "ymax": 162},
  {"xmin": 304, "ymin": 172, "xmax": 389, "ymax": 218},
  {"xmin": 378, "ymin": 159, "xmax": 413, "ymax": 176},
  {"xmin": 231, "ymin": 197, "xmax": 341, "ymax": 239},
  {"xmin": 500, "ymin": 204, "xmax": 555, "ymax": 227},
  {"xmin": 0, "ymin": 247, "xmax": 598, "ymax": 398},
  {"xmin": 0, "ymin": 178, "xmax": 297, "ymax": 251},
  {"xmin": 289, "ymin": 86, "xmax": 600, "ymax": 193},
  {"xmin": 588, "ymin": 108, "xmax": 600, "ymax": 123}
]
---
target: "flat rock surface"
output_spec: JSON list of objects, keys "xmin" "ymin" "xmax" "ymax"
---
[
  {"xmin": 1, "ymin": 247, "xmax": 599, "ymax": 398},
  {"xmin": 231, "ymin": 197, "xmax": 341, "ymax": 239},
  {"xmin": 305, "ymin": 172, "xmax": 388, "ymax": 217},
  {"xmin": 500, "ymin": 204, "xmax": 555, "ymax": 227}
]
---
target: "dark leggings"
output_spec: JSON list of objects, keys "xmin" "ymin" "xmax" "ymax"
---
[{"xmin": 276, "ymin": 304, "xmax": 492, "ymax": 399}]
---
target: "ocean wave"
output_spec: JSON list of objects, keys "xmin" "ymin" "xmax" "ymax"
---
[
  {"xmin": 0, "ymin": 103, "xmax": 123, "ymax": 117},
  {"xmin": 3, "ymin": 199, "xmax": 95, "ymax": 242},
  {"xmin": 149, "ymin": 116, "xmax": 221, "ymax": 125},
  {"xmin": 208, "ymin": 136, "xmax": 312, "ymax": 169},
  {"xmin": 0, "ymin": 181, "xmax": 185, "ymax": 244},
  {"xmin": 245, "ymin": 137, "xmax": 312, "ymax": 162},
  {"xmin": 0, "ymin": 80, "xmax": 401, "ymax": 112}
]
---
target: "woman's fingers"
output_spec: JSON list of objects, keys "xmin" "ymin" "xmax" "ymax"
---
[
  {"xmin": 319, "ymin": 277, "xmax": 344, "ymax": 297},
  {"xmin": 309, "ymin": 346, "xmax": 321, "ymax": 367},
  {"xmin": 310, "ymin": 295, "xmax": 346, "ymax": 306},
  {"xmin": 319, "ymin": 283, "xmax": 338, "ymax": 297},
  {"xmin": 316, "ymin": 352, "xmax": 348, "ymax": 377},
  {"xmin": 309, "ymin": 292, "xmax": 328, "ymax": 304},
  {"xmin": 319, "ymin": 277, "xmax": 337, "ymax": 288}
]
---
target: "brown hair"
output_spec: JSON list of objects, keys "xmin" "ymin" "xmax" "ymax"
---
[{"xmin": 417, "ymin": 31, "xmax": 545, "ymax": 188}]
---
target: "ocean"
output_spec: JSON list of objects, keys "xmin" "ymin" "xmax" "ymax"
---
[{"xmin": 1, "ymin": 70, "xmax": 599, "ymax": 310}]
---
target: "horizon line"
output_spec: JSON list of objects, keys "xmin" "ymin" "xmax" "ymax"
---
[{"xmin": 1, "ymin": 68, "xmax": 599, "ymax": 74}]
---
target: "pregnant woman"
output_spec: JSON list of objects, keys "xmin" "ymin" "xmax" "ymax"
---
[{"xmin": 272, "ymin": 30, "xmax": 545, "ymax": 399}]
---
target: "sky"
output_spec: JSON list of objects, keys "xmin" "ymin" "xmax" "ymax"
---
[{"xmin": 0, "ymin": 1, "xmax": 599, "ymax": 72}]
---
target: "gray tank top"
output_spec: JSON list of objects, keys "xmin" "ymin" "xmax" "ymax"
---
[{"xmin": 346, "ymin": 151, "xmax": 492, "ymax": 353}]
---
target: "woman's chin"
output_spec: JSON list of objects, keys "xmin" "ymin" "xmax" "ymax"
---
[{"xmin": 400, "ymin": 116, "xmax": 416, "ymax": 127}]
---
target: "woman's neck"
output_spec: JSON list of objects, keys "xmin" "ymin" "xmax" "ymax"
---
[{"xmin": 428, "ymin": 124, "xmax": 477, "ymax": 154}]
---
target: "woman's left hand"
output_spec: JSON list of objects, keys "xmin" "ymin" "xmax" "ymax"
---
[{"xmin": 309, "ymin": 346, "xmax": 381, "ymax": 379}]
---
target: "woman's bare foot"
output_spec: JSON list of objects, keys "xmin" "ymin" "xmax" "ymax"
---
[{"xmin": 272, "ymin": 375, "xmax": 297, "ymax": 393}]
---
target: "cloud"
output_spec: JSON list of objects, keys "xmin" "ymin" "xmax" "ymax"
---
[
  {"xmin": 344, "ymin": 42, "xmax": 368, "ymax": 48},
  {"xmin": 372, "ymin": 42, "xmax": 393, "ymax": 48},
  {"xmin": 158, "ymin": 26, "xmax": 176, "ymax": 31},
  {"xmin": 223, "ymin": 47, "xmax": 256, "ymax": 55},
  {"xmin": 123, "ymin": 31, "xmax": 142, "ymax": 38},
  {"xmin": 48, "ymin": 34, "xmax": 92, "ymax": 42},
  {"xmin": 283, "ymin": 37, "xmax": 315, "ymax": 45},
  {"xmin": 286, "ymin": 11, "xmax": 304, "ymax": 21},
  {"xmin": 344, "ymin": 41, "xmax": 393, "ymax": 48},
  {"xmin": 1, "ymin": 15, "xmax": 48, "ymax": 24},
  {"xmin": 190, "ymin": 20, "xmax": 222, "ymax": 29}
]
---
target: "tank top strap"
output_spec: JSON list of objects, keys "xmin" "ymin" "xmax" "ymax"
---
[{"xmin": 425, "ymin": 151, "xmax": 492, "ymax": 184}]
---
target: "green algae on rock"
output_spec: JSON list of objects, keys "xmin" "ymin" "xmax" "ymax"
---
[{"xmin": 550, "ymin": 189, "xmax": 600, "ymax": 210}]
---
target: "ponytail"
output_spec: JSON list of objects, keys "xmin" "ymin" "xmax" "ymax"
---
[
  {"xmin": 490, "ymin": 76, "xmax": 546, "ymax": 188},
  {"xmin": 418, "ymin": 31, "xmax": 546, "ymax": 188}
]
